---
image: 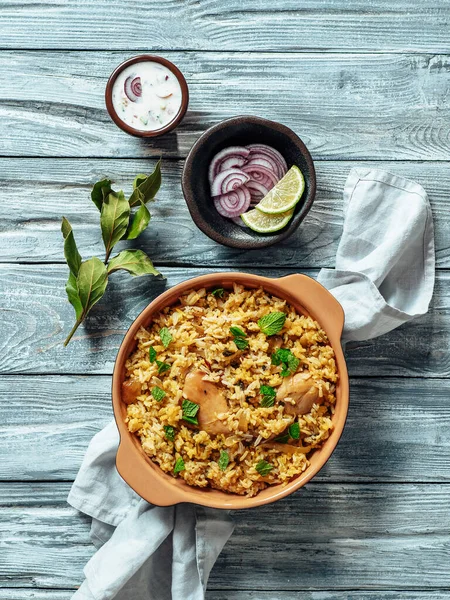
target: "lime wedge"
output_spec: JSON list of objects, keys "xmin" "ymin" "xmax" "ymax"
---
[
  {"xmin": 240, "ymin": 208, "xmax": 294, "ymax": 233},
  {"xmin": 256, "ymin": 165, "xmax": 305, "ymax": 215}
]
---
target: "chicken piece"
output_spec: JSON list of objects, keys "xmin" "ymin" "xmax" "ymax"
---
[
  {"xmin": 276, "ymin": 372, "xmax": 325, "ymax": 415},
  {"xmin": 183, "ymin": 370, "xmax": 231, "ymax": 435},
  {"xmin": 122, "ymin": 379, "xmax": 142, "ymax": 405}
]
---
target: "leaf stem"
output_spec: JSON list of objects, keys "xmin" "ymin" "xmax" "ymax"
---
[
  {"xmin": 64, "ymin": 319, "xmax": 83, "ymax": 346},
  {"xmin": 104, "ymin": 248, "xmax": 112, "ymax": 265}
]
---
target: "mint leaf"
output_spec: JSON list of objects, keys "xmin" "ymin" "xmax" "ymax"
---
[
  {"xmin": 255, "ymin": 460, "xmax": 273, "ymax": 477},
  {"xmin": 149, "ymin": 347, "xmax": 157, "ymax": 362},
  {"xmin": 258, "ymin": 312, "xmax": 286, "ymax": 336},
  {"xmin": 271, "ymin": 348, "xmax": 291, "ymax": 366},
  {"xmin": 152, "ymin": 386, "xmax": 166, "ymax": 402},
  {"xmin": 164, "ymin": 425, "xmax": 175, "ymax": 441},
  {"xmin": 288, "ymin": 422, "xmax": 300, "ymax": 439},
  {"xmin": 260, "ymin": 384, "xmax": 276, "ymax": 407},
  {"xmin": 234, "ymin": 336, "xmax": 249, "ymax": 350},
  {"xmin": 274, "ymin": 433, "xmax": 289, "ymax": 444},
  {"xmin": 230, "ymin": 326, "xmax": 246, "ymax": 338},
  {"xmin": 107, "ymin": 249, "xmax": 161, "ymax": 277},
  {"xmin": 182, "ymin": 399, "xmax": 199, "ymax": 418},
  {"xmin": 174, "ymin": 456, "xmax": 185, "ymax": 474},
  {"xmin": 211, "ymin": 288, "xmax": 224, "ymax": 298},
  {"xmin": 156, "ymin": 360, "xmax": 171, "ymax": 375},
  {"xmin": 287, "ymin": 353, "xmax": 300, "ymax": 374},
  {"xmin": 218, "ymin": 450, "xmax": 229, "ymax": 471},
  {"xmin": 159, "ymin": 327, "xmax": 173, "ymax": 348}
]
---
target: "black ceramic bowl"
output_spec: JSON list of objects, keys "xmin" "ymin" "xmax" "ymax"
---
[{"xmin": 181, "ymin": 116, "xmax": 316, "ymax": 249}]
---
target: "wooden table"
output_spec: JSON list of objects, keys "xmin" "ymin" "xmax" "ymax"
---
[{"xmin": 1, "ymin": 2, "xmax": 449, "ymax": 598}]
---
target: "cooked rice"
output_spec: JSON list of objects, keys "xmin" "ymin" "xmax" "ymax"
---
[{"xmin": 124, "ymin": 284, "xmax": 338, "ymax": 497}]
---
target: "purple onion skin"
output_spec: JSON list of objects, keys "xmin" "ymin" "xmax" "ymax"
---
[
  {"xmin": 213, "ymin": 186, "xmax": 251, "ymax": 218},
  {"xmin": 247, "ymin": 144, "xmax": 288, "ymax": 175},
  {"xmin": 241, "ymin": 164, "xmax": 279, "ymax": 189},
  {"xmin": 208, "ymin": 146, "xmax": 251, "ymax": 184},
  {"xmin": 124, "ymin": 75, "xmax": 142, "ymax": 102},
  {"xmin": 210, "ymin": 168, "xmax": 249, "ymax": 196}
]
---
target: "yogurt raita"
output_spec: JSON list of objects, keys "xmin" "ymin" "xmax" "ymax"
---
[{"xmin": 112, "ymin": 61, "xmax": 183, "ymax": 132}]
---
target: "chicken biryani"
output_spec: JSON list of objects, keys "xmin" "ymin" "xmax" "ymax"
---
[{"xmin": 122, "ymin": 284, "xmax": 338, "ymax": 497}]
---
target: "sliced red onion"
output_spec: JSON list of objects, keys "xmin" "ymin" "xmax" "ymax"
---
[
  {"xmin": 246, "ymin": 153, "xmax": 280, "ymax": 177},
  {"xmin": 247, "ymin": 144, "xmax": 288, "ymax": 176},
  {"xmin": 241, "ymin": 164, "xmax": 279, "ymax": 190},
  {"xmin": 213, "ymin": 186, "xmax": 251, "ymax": 218},
  {"xmin": 124, "ymin": 76, "xmax": 142, "ymax": 102},
  {"xmin": 208, "ymin": 146, "xmax": 250, "ymax": 184},
  {"xmin": 246, "ymin": 180, "xmax": 270, "ymax": 201},
  {"xmin": 211, "ymin": 168, "xmax": 249, "ymax": 196}
]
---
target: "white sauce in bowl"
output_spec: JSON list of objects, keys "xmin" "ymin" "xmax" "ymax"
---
[{"xmin": 112, "ymin": 61, "xmax": 183, "ymax": 132}]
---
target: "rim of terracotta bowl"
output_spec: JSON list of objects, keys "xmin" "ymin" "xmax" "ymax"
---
[
  {"xmin": 112, "ymin": 272, "xmax": 349, "ymax": 510},
  {"xmin": 105, "ymin": 54, "xmax": 189, "ymax": 138},
  {"xmin": 181, "ymin": 115, "xmax": 316, "ymax": 249}
]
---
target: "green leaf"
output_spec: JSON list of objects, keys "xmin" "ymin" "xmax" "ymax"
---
[
  {"xmin": 260, "ymin": 384, "xmax": 276, "ymax": 407},
  {"xmin": 182, "ymin": 399, "xmax": 199, "ymax": 418},
  {"xmin": 126, "ymin": 202, "xmax": 151, "ymax": 240},
  {"xmin": 271, "ymin": 348, "xmax": 291, "ymax": 366},
  {"xmin": 211, "ymin": 288, "xmax": 225, "ymax": 298},
  {"xmin": 100, "ymin": 190, "xmax": 130, "ymax": 256},
  {"xmin": 107, "ymin": 249, "xmax": 161, "ymax": 277},
  {"xmin": 133, "ymin": 174, "xmax": 148, "ymax": 190},
  {"xmin": 149, "ymin": 347, "xmax": 157, "ymax": 362},
  {"xmin": 66, "ymin": 271, "xmax": 83, "ymax": 321},
  {"xmin": 174, "ymin": 456, "xmax": 185, "ymax": 474},
  {"xmin": 91, "ymin": 179, "xmax": 113, "ymax": 211},
  {"xmin": 287, "ymin": 353, "xmax": 300, "ymax": 374},
  {"xmin": 258, "ymin": 311, "xmax": 286, "ymax": 336},
  {"xmin": 129, "ymin": 160, "xmax": 162, "ymax": 207},
  {"xmin": 152, "ymin": 386, "xmax": 166, "ymax": 402},
  {"xmin": 218, "ymin": 450, "xmax": 230, "ymax": 471},
  {"xmin": 156, "ymin": 360, "xmax": 171, "ymax": 375},
  {"xmin": 164, "ymin": 425, "xmax": 175, "ymax": 441},
  {"xmin": 159, "ymin": 327, "xmax": 173, "ymax": 348},
  {"xmin": 230, "ymin": 326, "xmax": 246, "ymax": 338},
  {"xmin": 61, "ymin": 217, "xmax": 82, "ymax": 277},
  {"xmin": 288, "ymin": 422, "xmax": 300, "ymax": 440},
  {"xmin": 76, "ymin": 257, "xmax": 108, "ymax": 318},
  {"xmin": 274, "ymin": 433, "xmax": 289, "ymax": 444},
  {"xmin": 255, "ymin": 460, "xmax": 273, "ymax": 477},
  {"xmin": 234, "ymin": 336, "xmax": 249, "ymax": 350},
  {"xmin": 280, "ymin": 367, "xmax": 291, "ymax": 377}
]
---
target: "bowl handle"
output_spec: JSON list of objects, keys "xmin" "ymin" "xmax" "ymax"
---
[
  {"xmin": 116, "ymin": 437, "xmax": 186, "ymax": 506},
  {"xmin": 275, "ymin": 273, "xmax": 345, "ymax": 341}
]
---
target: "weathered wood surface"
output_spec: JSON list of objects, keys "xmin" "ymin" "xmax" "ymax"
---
[
  {"xmin": 2, "ymin": 158, "xmax": 450, "ymax": 268},
  {"xmin": 3, "ymin": 375, "xmax": 449, "ymax": 483},
  {"xmin": 0, "ymin": 264, "xmax": 446, "ymax": 377},
  {"xmin": 0, "ymin": 52, "xmax": 449, "ymax": 160},
  {"xmin": 2, "ymin": 593, "xmax": 450, "ymax": 600},
  {"xmin": 0, "ymin": 1, "xmax": 449, "ymax": 53},
  {"xmin": 1, "ymin": 482, "xmax": 449, "ymax": 589}
]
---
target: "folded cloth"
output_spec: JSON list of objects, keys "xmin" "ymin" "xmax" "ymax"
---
[{"xmin": 68, "ymin": 167, "xmax": 435, "ymax": 600}]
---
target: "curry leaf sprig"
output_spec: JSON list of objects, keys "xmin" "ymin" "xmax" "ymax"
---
[{"xmin": 61, "ymin": 161, "xmax": 162, "ymax": 346}]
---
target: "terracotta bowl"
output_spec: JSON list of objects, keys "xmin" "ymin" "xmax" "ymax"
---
[
  {"xmin": 112, "ymin": 272, "xmax": 349, "ymax": 510},
  {"xmin": 181, "ymin": 116, "xmax": 316, "ymax": 249},
  {"xmin": 105, "ymin": 54, "xmax": 189, "ymax": 138}
]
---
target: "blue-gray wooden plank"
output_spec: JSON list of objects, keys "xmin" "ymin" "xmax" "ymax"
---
[
  {"xmin": 0, "ymin": 1, "xmax": 449, "ymax": 53},
  {"xmin": 1, "ymin": 158, "xmax": 449, "ymax": 268},
  {"xmin": 0, "ymin": 52, "xmax": 449, "ymax": 160}
]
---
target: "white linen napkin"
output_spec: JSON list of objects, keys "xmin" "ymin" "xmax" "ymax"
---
[{"xmin": 68, "ymin": 167, "xmax": 435, "ymax": 600}]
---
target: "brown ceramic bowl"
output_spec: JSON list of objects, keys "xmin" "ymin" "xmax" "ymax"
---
[
  {"xmin": 105, "ymin": 54, "xmax": 189, "ymax": 137},
  {"xmin": 112, "ymin": 272, "xmax": 349, "ymax": 509},
  {"xmin": 181, "ymin": 116, "xmax": 316, "ymax": 249}
]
